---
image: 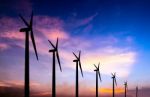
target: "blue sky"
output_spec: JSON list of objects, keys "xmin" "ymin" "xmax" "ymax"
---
[{"xmin": 0, "ymin": 0, "xmax": 150, "ymax": 96}]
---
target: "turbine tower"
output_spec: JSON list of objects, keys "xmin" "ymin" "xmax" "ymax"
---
[
  {"xmin": 136, "ymin": 86, "xmax": 138, "ymax": 97},
  {"xmin": 111, "ymin": 73, "xmax": 117, "ymax": 97},
  {"xmin": 124, "ymin": 81, "xmax": 128, "ymax": 97},
  {"xmin": 48, "ymin": 38, "xmax": 62, "ymax": 97},
  {"xmin": 73, "ymin": 51, "xmax": 83, "ymax": 97},
  {"xmin": 94, "ymin": 63, "xmax": 102, "ymax": 97},
  {"xmin": 19, "ymin": 12, "xmax": 38, "ymax": 97}
]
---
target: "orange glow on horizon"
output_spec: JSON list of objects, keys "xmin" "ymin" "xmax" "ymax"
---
[
  {"xmin": 100, "ymin": 88, "xmax": 124, "ymax": 94},
  {"xmin": 90, "ymin": 87, "xmax": 124, "ymax": 95}
]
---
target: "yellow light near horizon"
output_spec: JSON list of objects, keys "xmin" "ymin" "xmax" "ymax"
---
[
  {"xmin": 100, "ymin": 88, "xmax": 124, "ymax": 94},
  {"xmin": 90, "ymin": 87, "xmax": 124, "ymax": 95}
]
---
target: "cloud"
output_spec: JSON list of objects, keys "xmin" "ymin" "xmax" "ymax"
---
[
  {"xmin": 58, "ymin": 36, "xmax": 137, "ymax": 78},
  {"xmin": 0, "ymin": 81, "xmax": 11, "ymax": 87},
  {"xmin": 0, "ymin": 43, "xmax": 9, "ymax": 51},
  {"xmin": 0, "ymin": 16, "xmax": 23, "ymax": 40},
  {"xmin": 0, "ymin": 17, "xmax": 21, "ymax": 32},
  {"xmin": 37, "ymin": 28, "xmax": 69, "ymax": 40},
  {"xmin": 34, "ymin": 16, "xmax": 64, "ymax": 29},
  {"xmin": 65, "ymin": 13, "xmax": 98, "ymax": 31},
  {"xmin": 34, "ymin": 16, "xmax": 69, "ymax": 40},
  {"xmin": 77, "ymin": 13, "xmax": 98, "ymax": 27},
  {"xmin": 82, "ymin": 24, "xmax": 93, "ymax": 33},
  {"xmin": 0, "ymin": 30, "xmax": 24, "ymax": 40},
  {"xmin": 0, "ymin": 80, "xmax": 44, "ymax": 91},
  {"xmin": 82, "ymin": 47, "xmax": 136, "ymax": 77}
]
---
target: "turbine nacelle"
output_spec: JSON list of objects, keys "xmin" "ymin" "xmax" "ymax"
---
[
  {"xmin": 48, "ymin": 38, "xmax": 58, "ymax": 52},
  {"xmin": 124, "ymin": 81, "xmax": 127, "ymax": 86},
  {"xmin": 20, "ymin": 28, "xmax": 30, "ymax": 32},
  {"xmin": 73, "ymin": 59, "xmax": 78, "ymax": 62},
  {"xmin": 73, "ymin": 52, "xmax": 80, "ymax": 62},
  {"xmin": 49, "ymin": 49, "xmax": 57, "ymax": 52},
  {"xmin": 111, "ymin": 73, "xmax": 116, "ymax": 78}
]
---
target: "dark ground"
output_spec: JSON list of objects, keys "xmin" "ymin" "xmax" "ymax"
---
[{"xmin": 0, "ymin": 86, "xmax": 149, "ymax": 97}]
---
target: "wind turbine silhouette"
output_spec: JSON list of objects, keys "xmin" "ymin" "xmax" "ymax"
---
[
  {"xmin": 136, "ymin": 86, "xmax": 138, "ymax": 97},
  {"xmin": 48, "ymin": 38, "xmax": 62, "ymax": 97},
  {"xmin": 111, "ymin": 73, "xmax": 117, "ymax": 97},
  {"xmin": 94, "ymin": 63, "xmax": 102, "ymax": 97},
  {"xmin": 19, "ymin": 12, "xmax": 38, "ymax": 97},
  {"xmin": 73, "ymin": 51, "xmax": 83, "ymax": 97},
  {"xmin": 124, "ymin": 81, "xmax": 128, "ymax": 97}
]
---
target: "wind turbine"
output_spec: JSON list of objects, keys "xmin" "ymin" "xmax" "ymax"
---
[
  {"xmin": 111, "ymin": 73, "xmax": 117, "ymax": 97},
  {"xmin": 136, "ymin": 86, "xmax": 138, "ymax": 97},
  {"xmin": 124, "ymin": 81, "xmax": 128, "ymax": 97},
  {"xmin": 48, "ymin": 38, "xmax": 62, "ymax": 97},
  {"xmin": 94, "ymin": 63, "xmax": 102, "ymax": 97},
  {"xmin": 19, "ymin": 12, "xmax": 38, "ymax": 97},
  {"xmin": 73, "ymin": 51, "xmax": 83, "ymax": 97}
]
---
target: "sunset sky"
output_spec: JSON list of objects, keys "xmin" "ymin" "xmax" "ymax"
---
[{"xmin": 0, "ymin": 0, "xmax": 150, "ymax": 97}]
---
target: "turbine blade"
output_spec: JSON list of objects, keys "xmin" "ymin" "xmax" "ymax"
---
[
  {"xmin": 73, "ymin": 52, "xmax": 78, "ymax": 59},
  {"xmin": 114, "ymin": 73, "xmax": 117, "ymax": 86},
  {"xmin": 56, "ymin": 51, "xmax": 62, "ymax": 72},
  {"xmin": 56, "ymin": 38, "xmax": 58, "ymax": 48},
  {"xmin": 98, "ymin": 62, "xmax": 100, "ymax": 67},
  {"xmin": 94, "ymin": 64, "xmax": 97, "ymax": 69},
  {"xmin": 98, "ymin": 62, "xmax": 100, "ymax": 71},
  {"xmin": 48, "ymin": 40, "xmax": 55, "ymax": 48},
  {"xmin": 19, "ymin": 15, "xmax": 29, "ymax": 27},
  {"xmin": 79, "ymin": 60, "xmax": 83, "ymax": 77},
  {"xmin": 78, "ymin": 51, "xmax": 83, "ymax": 77},
  {"xmin": 79, "ymin": 50, "xmax": 81, "ymax": 59},
  {"xmin": 31, "ymin": 30, "xmax": 38, "ymax": 60},
  {"xmin": 115, "ymin": 77, "xmax": 117, "ymax": 86},
  {"xmin": 30, "ymin": 12, "xmax": 33, "ymax": 28},
  {"xmin": 98, "ymin": 71, "xmax": 102, "ymax": 82}
]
